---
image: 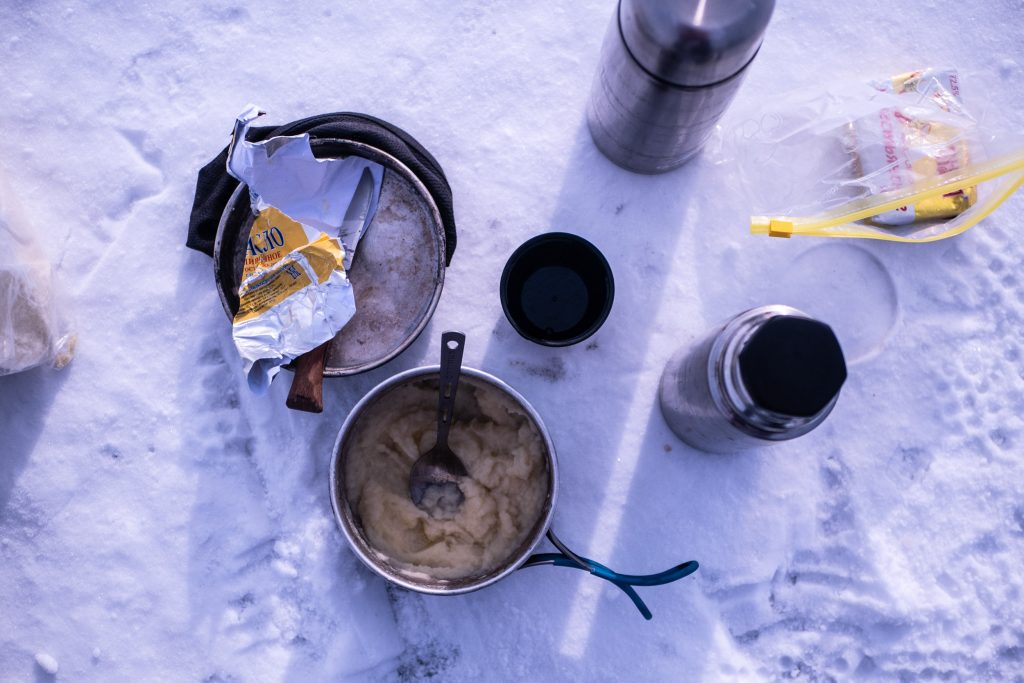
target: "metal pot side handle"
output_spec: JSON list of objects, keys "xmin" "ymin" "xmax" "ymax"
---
[{"xmin": 520, "ymin": 529, "xmax": 699, "ymax": 620}]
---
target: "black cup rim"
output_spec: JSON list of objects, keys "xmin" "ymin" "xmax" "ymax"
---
[{"xmin": 500, "ymin": 232, "xmax": 615, "ymax": 347}]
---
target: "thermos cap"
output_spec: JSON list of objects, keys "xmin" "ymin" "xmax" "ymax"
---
[
  {"xmin": 738, "ymin": 316, "xmax": 847, "ymax": 418},
  {"xmin": 620, "ymin": 0, "xmax": 775, "ymax": 88},
  {"xmin": 500, "ymin": 233, "xmax": 615, "ymax": 347}
]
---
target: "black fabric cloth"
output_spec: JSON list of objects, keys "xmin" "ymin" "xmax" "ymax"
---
[{"xmin": 187, "ymin": 112, "xmax": 457, "ymax": 265}]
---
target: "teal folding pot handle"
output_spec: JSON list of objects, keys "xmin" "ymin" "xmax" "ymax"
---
[{"xmin": 520, "ymin": 529, "xmax": 699, "ymax": 620}]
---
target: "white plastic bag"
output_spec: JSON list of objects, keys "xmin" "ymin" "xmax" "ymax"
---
[
  {"xmin": 722, "ymin": 68, "xmax": 1024, "ymax": 242},
  {"xmin": 0, "ymin": 165, "xmax": 75, "ymax": 375}
]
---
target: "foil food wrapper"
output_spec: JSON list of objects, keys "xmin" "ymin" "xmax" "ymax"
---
[{"xmin": 226, "ymin": 105, "xmax": 384, "ymax": 393}]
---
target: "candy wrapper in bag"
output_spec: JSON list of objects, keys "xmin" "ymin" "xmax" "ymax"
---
[
  {"xmin": 851, "ymin": 69, "xmax": 975, "ymax": 226},
  {"xmin": 226, "ymin": 106, "xmax": 384, "ymax": 392},
  {"xmin": 0, "ymin": 164, "xmax": 75, "ymax": 376},
  {"xmin": 719, "ymin": 68, "xmax": 1024, "ymax": 242}
]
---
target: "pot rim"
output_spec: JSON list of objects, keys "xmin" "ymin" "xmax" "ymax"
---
[{"xmin": 329, "ymin": 365, "xmax": 559, "ymax": 594}]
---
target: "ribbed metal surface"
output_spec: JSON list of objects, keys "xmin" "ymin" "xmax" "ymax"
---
[{"xmin": 587, "ymin": 0, "xmax": 774, "ymax": 173}]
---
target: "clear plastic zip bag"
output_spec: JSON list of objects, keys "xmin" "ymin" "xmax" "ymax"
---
[
  {"xmin": 0, "ymin": 165, "xmax": 75, "ymax": 376},
  {"xmin": 724, "ymin": 68, "xmax": 1024, "ymax": 242}
]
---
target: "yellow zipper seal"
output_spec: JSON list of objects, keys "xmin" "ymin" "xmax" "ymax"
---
[{"xmin": 751, "ymin": 149, "xmax": 1024, "ymax": 242}]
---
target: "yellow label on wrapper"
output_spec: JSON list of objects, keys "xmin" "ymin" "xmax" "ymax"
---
[
  {"xmin": 233, "ymin": 208, "xmax": 347, "ymax": 323},
  {"xmin": 241, "ymin": 208, "xmax": 311, "ymax": 278},
  {"xmin": 235, "ymin": 258, "xmax": 314, "ymax": 322}
]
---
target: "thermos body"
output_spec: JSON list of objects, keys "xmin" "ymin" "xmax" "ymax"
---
[
  {"xmin": 659, "ymin": 306, "xmax": 848, "ymax": 453},
  {"xmin": 587, "ymin": 0, "xmax": 775, "ymax": 173}
]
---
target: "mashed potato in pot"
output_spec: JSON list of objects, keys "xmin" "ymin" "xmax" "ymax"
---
[{"xmin": 343, "ymin": 376, "xmax": 550, "ymax": 580}]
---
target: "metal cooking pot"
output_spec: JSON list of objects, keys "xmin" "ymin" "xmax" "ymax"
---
[{"xmin": 330, "ymin": 366, "xmax": 699, "ymax": 619}]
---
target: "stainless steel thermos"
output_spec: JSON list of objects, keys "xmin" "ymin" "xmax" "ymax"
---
[
  {"xmin": 587, "ymin": 0, "xmax": 775, "ymax": 173},
  {"xmin": 658, "ymin": 306, "xmax": 848, "ymax": 453}
]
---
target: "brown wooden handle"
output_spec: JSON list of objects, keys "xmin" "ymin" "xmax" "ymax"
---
[{"xmin": 286, "ymin": 341, "xmax": 330, "ymax": 413}]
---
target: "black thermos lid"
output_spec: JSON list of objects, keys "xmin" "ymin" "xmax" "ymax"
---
[{"xmin": 738, "ymin": 316, "xmax": 847, "ymax": 418}]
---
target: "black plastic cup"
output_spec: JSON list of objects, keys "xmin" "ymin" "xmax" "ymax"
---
[{"xmin": 500, "ymin": 232, "xmax": 614, "ymax": 346}]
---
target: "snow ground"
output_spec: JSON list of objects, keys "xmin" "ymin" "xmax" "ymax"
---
[{"xmin": 2, "ymin": 1, "xmax": 1024, "ymax": 681}]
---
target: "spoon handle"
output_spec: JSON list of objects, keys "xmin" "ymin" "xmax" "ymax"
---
[{"xmin": 436, "ymin": 331, "xmax": 466, "ymax": 448}]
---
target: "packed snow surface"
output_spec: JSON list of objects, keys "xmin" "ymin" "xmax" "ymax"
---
[{"xmin": 2, "ymin": 1, "xmax": 1024, "ymax": 681}]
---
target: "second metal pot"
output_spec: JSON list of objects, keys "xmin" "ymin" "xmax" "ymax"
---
[
  {"xmin": 330, "ymin": 366, "xmax": 558, "ymax": 594},
  {"xmin": 330, "ymin": 365, "xmax": 699, "ymax": 619}
]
